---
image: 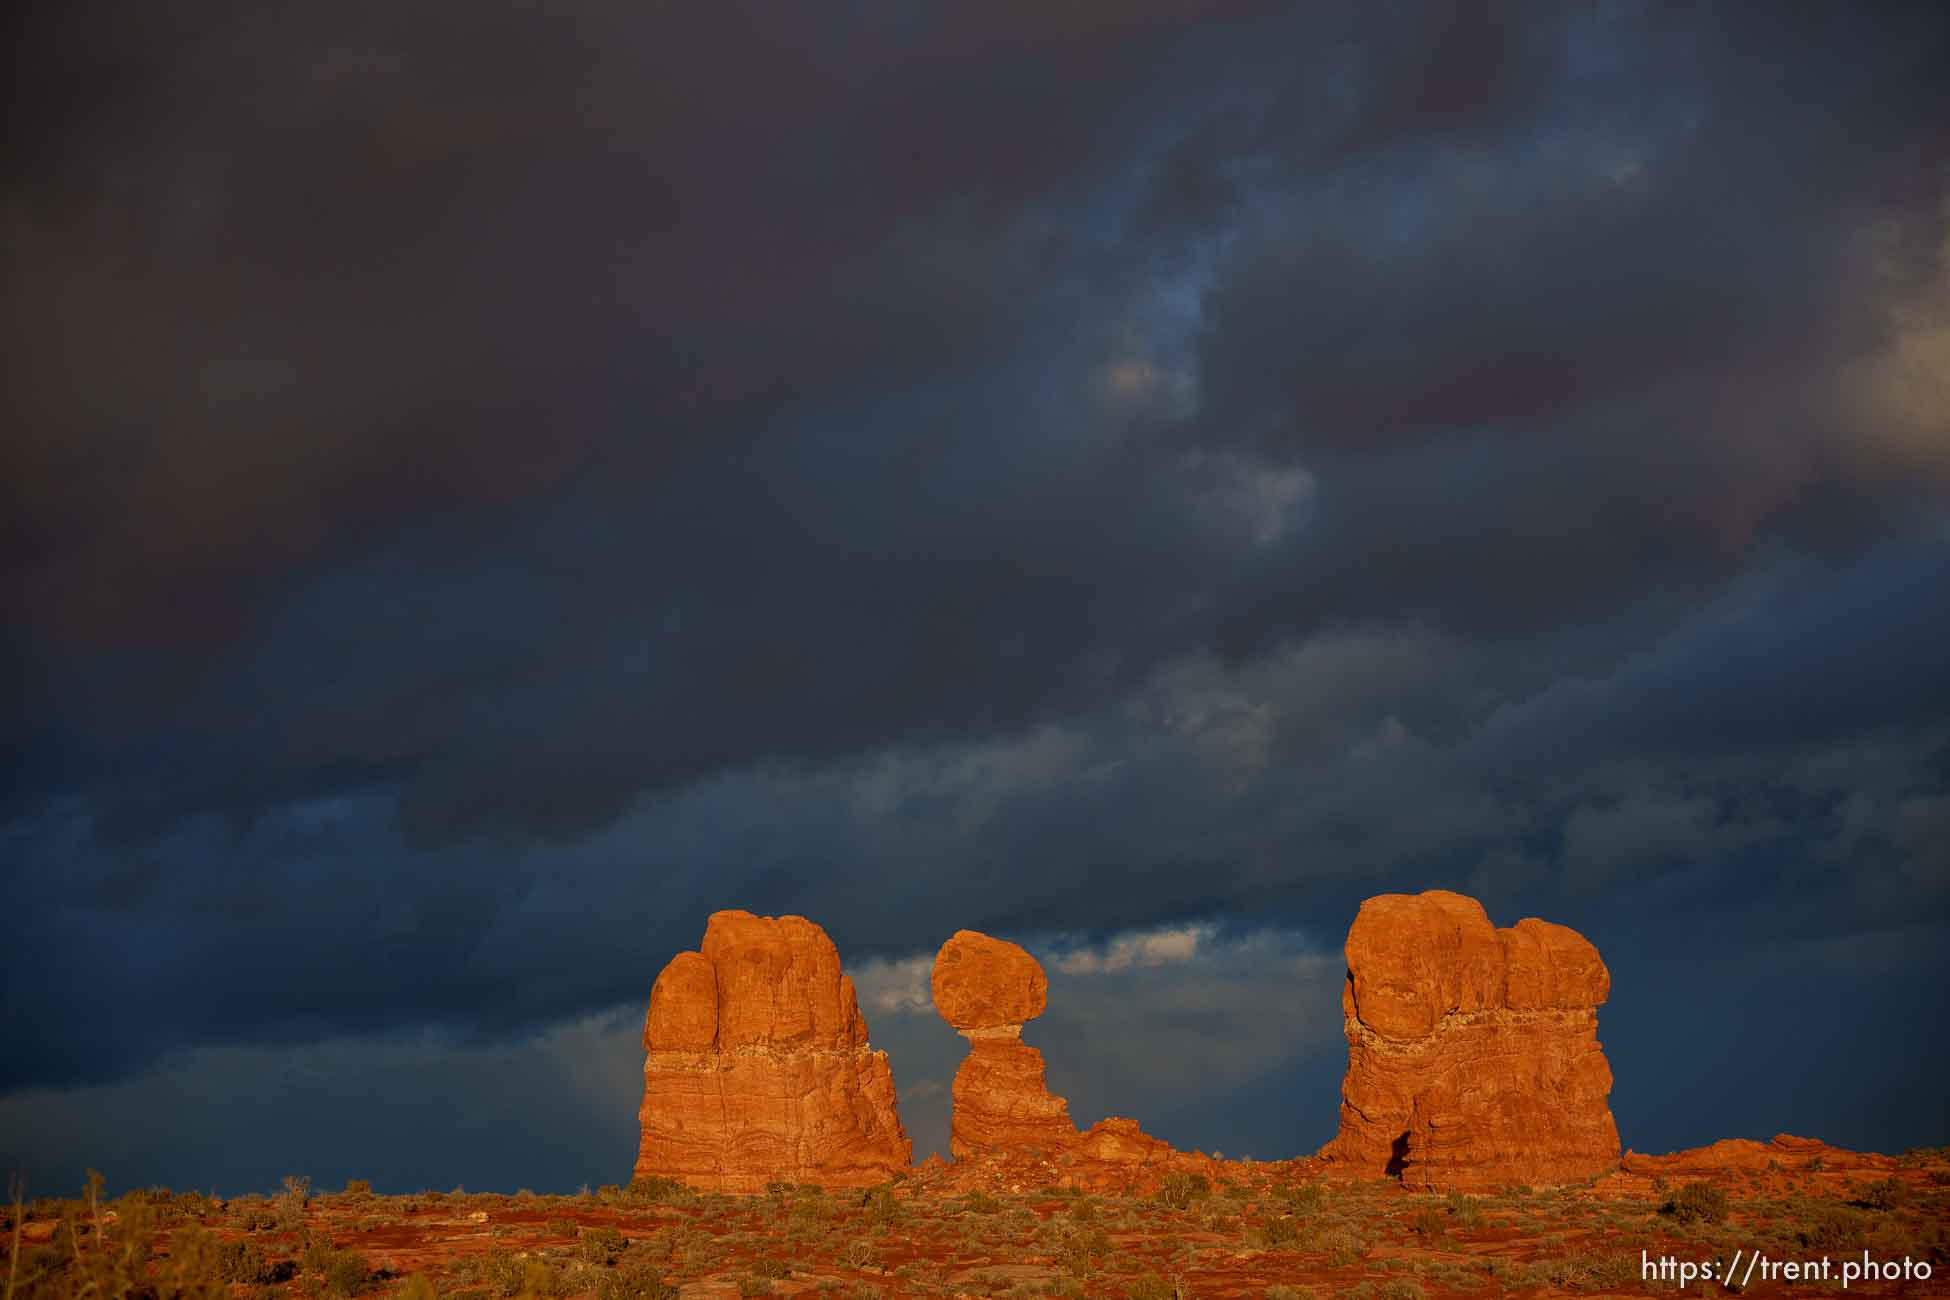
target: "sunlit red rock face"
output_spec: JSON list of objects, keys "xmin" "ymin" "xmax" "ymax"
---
[
  {"xmin": 636, "ymin": 911, "xmax": 912, "ymax": 1192},
  {"xmin": 931, "ymin": 930, "xmax": 1183, "ymax": 1180},
  {"xmin": 1321, "ymin": 890, "xmax": 1620, "ymax": 1192},
  {"xmin": 1622, "ymin": 1133, "xmax": 1897, "ymax": 1179}
]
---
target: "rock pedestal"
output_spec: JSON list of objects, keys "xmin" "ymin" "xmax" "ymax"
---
[
  {"xmin": 931, "ymin": 929, "xmax": 1180, "ymax": 1173},
  {"xmin": 635, "ymin": 910, "xmax": 912, "ymax": 1192},
  {"xmin": 1320, "ymin": 890, "xmax": 1620, "ymax": 1191}
]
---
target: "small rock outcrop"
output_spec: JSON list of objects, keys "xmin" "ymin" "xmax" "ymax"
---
[
  {"xmin": 1622, "ymin": 1134, "xmax": 1897, "ymax": 1179},
  {"xmin": 636, "ymin": 910, "xmax": 912, "ymax": 1192},
  {"xmin": 932, "ymin": 929, "xmax": 1180, "ymax": 1176},
  {"xmin": 1320, "ymin": 890, "xmax": 1620, "ymax": 1191}
]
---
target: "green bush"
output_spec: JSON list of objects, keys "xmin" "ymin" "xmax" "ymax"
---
[
  {"xmin": 216, "ymin": 1238, "xmax": 285, "ymax": 1284},
  {"xmin": 595, "ymin": 1257, "xmax": 677, "ymax": 1300},
  {"xmin": 578, "ymin": 1225, "xmax": 628, "ymax": 1265},
  {"xmin": 343, "ymin": 1179, "xmax": 374, "ymax": 1198},
  {"xmin": 626, "ymin": 1176, "xmax": 687, "ymax": 1204},
  {"xmin": 1156, "ymin": 1172, "xmax": 1211, "ymax": 1210},
  {"xmin": 1791, "ymin": 1201, "xmax": 1872, "ymax": 1251},
  {"xmin": 320, "ymin": 1250, "xmax": 372, "ymax": 1298},
  {"xmin": 1661, "ymin": 1182, "xmax": 1729, "ymax": 1225},
  {"xmin": 858, "ymin": 1184, "xmax": 901, "ymax": 1227},
  {"xmin": 1125, "ymin": 1274, "xmax": 1175, "ymax": 1300},
  {"xmin": 1860, "ymin": 1178, "xmax": 1909, "ymax": 1211}
]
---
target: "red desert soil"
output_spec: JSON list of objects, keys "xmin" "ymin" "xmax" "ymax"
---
[{"xmin": 8, "ymin": 1144, "xmax": 1948, "ymax": 1299}]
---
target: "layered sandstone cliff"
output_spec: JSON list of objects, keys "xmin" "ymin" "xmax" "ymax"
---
[
  {"xmin": 1320, "ymin": 890, "xmax": 1620, "ymax": 1191},
  {"xmin": 636, "ymin": 910, "xmax": 912, "ymax": 1192}
]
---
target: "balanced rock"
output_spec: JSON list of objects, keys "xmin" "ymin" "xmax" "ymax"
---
[
  {"xmin": 636, "ymin": 910, "xmax": 912, "ymax": 1192},
  {"xmin": 932, "ymin": 929, "xmax": 1182, "ymax": 1176},
  {"xmin": 932, "ymin": 930, "xmax": 1077, "ymax": 1157},
  {"xmin": 1320, "ymin": 890, "xmax": 1619, "ymax": 1191}
]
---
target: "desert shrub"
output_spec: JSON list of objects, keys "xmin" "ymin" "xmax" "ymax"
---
[
  {"xmin": 596, "ymin": 1257, "xmax": 678, "ymax": 1300},
  {"xmin": 319, "ymin": 1249, "xmax": 373, "ymax": 1298},
  {"xmin": 398, "ymin": 1277, "xmax": 439, "ymax": 1300},
  {"xmin": 236, "ymin": 1203, "xmax": 281, "ymax": 1233},
  {"xmin": 1661, "ymin": 1182, "xmax": 1729, "ymax": 1225},
  {"xmin": 1057, "ymin": 1226, "xmax": 1113, "ymax": 1275},
  {"xmin": 1372, "ymin": 1283, "xmax": 1425, "ymax": 1300},
  {"xmin": 1444, "ymin": 1190, "xmax": 1483, "ymax": 1228},
  {"xmin": 789, "ymin": 1195, "xmax": 835, "ymax": 1226},
  {"xmin": 962, "ymin": 1191, "xmax": 1002, "ymax": 1215},
  {"xmin": 1251, "ymin": 1215, "xmax": 1300, "ymax": 1248},
  {"xmin": 1124, "ymin": 1274, "xmax": 1175, "ymax": 1300},
  {"xmin": 1791, "ymin": 1201, "xmax": 1872, "ymax": 1251},
  {"xmin": 147, "ymin": 1221, "xmax": 227, "ymax": 1300},
  {"xmin": 217, "ymin": 1238, "xmax": 286, "ymax": 1284},
  {"xmin": 577, "ymin": 1225, "xmax": 627, "ymax": 1265},
  {"xmin": 1155, "ymin": 1173, "xmax": 1210, "ymax": 1210},
  {"xmin": 749, "ymin": 1258, "xmax": 790, "ymax": 1280},
  {"xmin": 544, "ymin": 1217, "xmax": 578, "ymax": 1237},
  {"xmin": 1409, "ymin": 1205, "xmax": 1445, "ymax": 1238},
  {"xmin": 1859, "ymin": 1178, "xmax": 1910, "ymax": 1211},
  {"xmin": 1264, "ymin": 1288, "xmax": 1313, "ymax": 1300},
  {"xmin": 841, "ymin": 1239, "xmax": 879, "ymax": 1270},
  {"xmin": 343, "ymin": 1179, "xmax": 374, "ymax": 1199},
  {"xmin": 735, "ymin": 1275, "xmax": 773, "ymax": 1298},
  {"xmin": 858, "ymin": 1184, "xmax": 901, "ymax": 1227},
  {"xmin": 1316, "ymin": 1226, "xmax": 1370, "ymax": 1267},
  {"xmin": 1067, "ymin": 1197, "xmax": 1098, "ymax": 1223},
  {"xmin": 625, "ymin": 1176, "xmax": 686, "ymax": 1205}
]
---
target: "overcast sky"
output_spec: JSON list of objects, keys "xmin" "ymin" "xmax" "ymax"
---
[{"xmin": 5, "ymin": 1, "xmax": 1948, "ymax": 1196}]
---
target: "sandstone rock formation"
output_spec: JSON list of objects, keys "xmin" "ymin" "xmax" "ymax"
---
[
  {"xmin": 932, "ymin": 929, "xmax": 1078, "ymax": 1158},
  {"xmin": 1320, "ymin": 890, "xmax": 1620, "ymax": 1191},
  {"xmin": 636, "ymin": 910, "xmax": 912, "ymax": 1192},
  {"xmin": 931, "ymin": 929, "xmax": 1182, "ymax": 1178},
  {"xmin": 1622, "ymin": 1133, "xmax": 1897, "ymax": 1179}
]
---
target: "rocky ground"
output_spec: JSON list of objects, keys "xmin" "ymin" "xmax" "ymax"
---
[{"xmin": 8, "ymin": 1146, "xmax": 1948, "ymax": 1300}]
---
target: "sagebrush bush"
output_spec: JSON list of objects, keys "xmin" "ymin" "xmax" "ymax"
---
[
  {"xmin": 858, "ymin": 1184, "xmax": 901, "ymax": 1228},
  {"xmin": 625, "ymin": 1176, "xmax": 686, "ymax": 1205},
  {"xmin": 1661, "ymin": 1182, "xmax": 1729, "ymax": 1225},
  {"xmin": 1156, "ymin": 1173, "xmax": 1211, "ymax": 1210},
  {"xmin": 1860, "ymin": 1178, "xmax": 1909, "ymax": 1211}
]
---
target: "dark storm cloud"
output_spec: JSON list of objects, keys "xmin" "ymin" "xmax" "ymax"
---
[{"xmin": 5, "ymin": 0, "xmax": 1949, "ymax": 1170}]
